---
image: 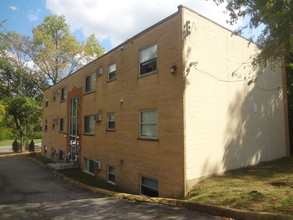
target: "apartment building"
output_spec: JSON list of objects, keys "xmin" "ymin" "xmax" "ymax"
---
[{"xmin": 42, "ymin": 6, "xmax": 289, "ymax": 198}]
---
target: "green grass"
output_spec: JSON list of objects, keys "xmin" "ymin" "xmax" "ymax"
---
[
  {"xmin": 0, "ymin": 139, "xmax": 41, "ymax": 146},
  {"xmin": 28, "ymin": 153, "xmax": 129, "ymax": 193},
  {"xmin": 28, "ymin": 153, "xmax": 54, "ymax": 164},
  {"xmin": 188, "ymin": 157, "xmax": 293, "ymax": 216},
  {"xmin": 60, "ymin": 169, "xmax": 128, "ymax": 193}
]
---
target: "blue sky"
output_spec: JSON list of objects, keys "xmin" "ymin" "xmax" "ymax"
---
[{"xmin": 0, "ymin": 0, "xmax": 260, "ymax": 52}]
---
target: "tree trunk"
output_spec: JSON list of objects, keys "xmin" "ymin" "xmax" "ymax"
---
[{"xmin": 19, "ymin": 125, "xmax": 26, "ymax": 152}]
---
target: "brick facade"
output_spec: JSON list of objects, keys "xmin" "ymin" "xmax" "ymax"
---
[{"xmin": 42, "ymin": 6, "xmax": 288, "ymax": 198}]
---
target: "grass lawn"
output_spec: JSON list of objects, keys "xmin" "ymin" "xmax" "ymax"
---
[
  {"xmin": 0, "ymin": 139, "xmax": 41, "ymax": 146},
  {"xmin": 59, "ymin": 169, "xmax": 128, "ymax": 193},
  {"xmin": 29, "ymin": 153, "xmax": 128, "ymax": 193},
  {"xmin": 188, "ymin": 157, "xmax": 293, "ymax": 216}
]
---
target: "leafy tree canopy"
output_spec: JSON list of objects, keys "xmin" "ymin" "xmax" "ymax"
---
[
  {"xmin": 1, "ymin": 15, "xmax": 104, "ymax": 85},
  {"xmin": 6, "ymin": 96, "xmax": 41, "ymax": 151},
  {"xmin": 213, "ymin": 0, "xmax": 293, "ymax": 67}
]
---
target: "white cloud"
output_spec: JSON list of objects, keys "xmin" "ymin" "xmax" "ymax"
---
[
  {"xmin": 28, "ymin": 9, "xmax": 41, "ymax": 21},
  {"xmin": 28, "ymin": 13, "xmax": 38, "ymax": 21},
  {"xmin": 9, "ymin": 6, "xmax": 18, "ymax": 11},
  {"xmin": 45, "ymin": 0, "xmax": 241, "ymax": 48}
]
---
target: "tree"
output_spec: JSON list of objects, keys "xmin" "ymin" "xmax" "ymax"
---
[
  {"xmin": 6, "ymin": 96, "xmax": 41, "ymax": 152},
  {"xmin": 29, "ymin": 15, "xmax": 104, "ymax": 84},
  {"xmin": 0, "ymin": 51, "xmax": 45, "ymax": 100},
  {"xmin": 213, "ymin": 0, "xmax": 293, "ymax": 67}
]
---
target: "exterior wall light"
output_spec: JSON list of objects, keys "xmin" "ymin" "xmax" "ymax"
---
[{"xmin": 170, "ymin": 65, "xmax": 177, "ymax": 74}]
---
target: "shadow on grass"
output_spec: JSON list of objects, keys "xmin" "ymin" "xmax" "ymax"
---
[
  {"xmin": 28, "ymin": 153, "xmax": 130, "ymax": 194},
  {"xmin": 188, "ymin": 157, "xmax": 293, "ymax": 216},
  {"xmin": 59, "ymin": 169, "xmax": 129, "ymax": 193}
]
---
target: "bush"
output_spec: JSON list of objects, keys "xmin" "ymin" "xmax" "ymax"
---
[
  {"xmin": 29, "ymin": 140, "xmax": 35, "ymax": 152},
  {"xmin": 12, "ymin": 139, "xmax": 19, "ymax": 153},
  {"xmin": 0, "ymin": 127, "xmax": 16, "ymax": 141}
]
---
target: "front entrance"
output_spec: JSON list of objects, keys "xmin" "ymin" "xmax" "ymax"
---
[{"xmin": 69, "ymin": 97, "xmax": 80, "ymax": 163}]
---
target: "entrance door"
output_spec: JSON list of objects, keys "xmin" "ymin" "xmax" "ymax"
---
[{"xmin": 69, "ymin": 97, "xmax": 79, "ymax": 161}]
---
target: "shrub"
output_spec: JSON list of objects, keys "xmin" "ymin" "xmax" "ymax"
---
[
  {"xmin": 29, "ymin": 140, "xmax": 35, "ymax": 152},
  {"xmin": 12, "ymin": 139, "xmax": 19, "ymax": 153}
]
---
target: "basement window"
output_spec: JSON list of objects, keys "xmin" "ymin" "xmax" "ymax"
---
[
  {"xmin": 108, "ymin": 166, "xmax": 116, "ymax": 184},
  {"xmin": 84, "ymin": 158, "xmax": 95, "ymax": 175},
  {"xmin": 141, "ymin": 176, "xmax": 158, "ymax": 197}
]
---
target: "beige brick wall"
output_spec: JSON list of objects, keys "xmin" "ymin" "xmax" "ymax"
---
[
  {"xmin": 182, "ymin": 7, "xmax": 287, "ymax": 193},
  {"xmin": 42, "ymin": 6, "xmax": 288, "ymax": 199},
  {"xmin": 42, "ymin": 11, "xmax": 186, "ymax": 198}
]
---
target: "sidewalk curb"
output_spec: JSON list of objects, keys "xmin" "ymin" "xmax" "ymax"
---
[{"xmin": 27, "ymin": 155, "xmax": 293, "ymax": 220}]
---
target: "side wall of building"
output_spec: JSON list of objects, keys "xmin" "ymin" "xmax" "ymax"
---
[
  {"xmin": 182, "ymin": 8, "xmax": 287, "ymax": 193},
  {"xmin": 42, "ymin": 12, "xmax": 186, "ymax": 198}
]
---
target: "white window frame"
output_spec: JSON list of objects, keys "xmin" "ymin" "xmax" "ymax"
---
[
  {"xmin": 107, "ymin": 165, "xmax": 116, "ymax": 184},
  {"xmin": 139, "ymin": 44, "xmax": 157, "ymax": 77},
  {"xmin": 96, "ymin": 66, "xmax": 103, "ymax": 75},
  {"xmin": 45, "ymin": 96, "xmax": 49, "ymax": 107},
  {"xmin": 84, "ymin": 115, "xmax": 95, "ymax": 134},
  {"xmin": 139, "ymin": 109, "xmax": 158, "ymax": 139},
  {"xmin": 107, "ymin": 112, "xmax": 116, "ymax": 130},
  {"xmin": 108, "ymin": 63, "xmax": 116, "ymax": 81},
  {"xmin": 44, "ymin": 120, "xmax": 48, "ymax": 131},
  {"xmin": 59, "ymin": 118, "xmax": 66, "ymax": 132},
  {"xmin": 85, "ymin": 73, "xmax": 96, "ymax": 93},
  {"xmin": 140, "ymin": 176, "xmax": 159, "ymax": 197},
  {"xmin": 60, "ymin": 87, "xmax": 67, "ymax": 101},
  {"xmin": 84, "ymin": 158, "xmax": 95, "ymax": 175}
]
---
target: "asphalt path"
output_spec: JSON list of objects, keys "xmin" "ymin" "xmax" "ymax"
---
[{"xmin": 0, "ymin": 156, "xmax": 224, "ymax": 220}]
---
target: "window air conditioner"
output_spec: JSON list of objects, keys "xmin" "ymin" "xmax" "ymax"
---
[
  {"xmin": 96, "ymin": 67, "xmax": 102, "ymax": 75},
  {"xmin": 94, "ymin": 114, "xmax": 102, "ymax": 121},
  {"xmin": 94, "ymin": 161, "xmax": 102, "ymax": 170}
]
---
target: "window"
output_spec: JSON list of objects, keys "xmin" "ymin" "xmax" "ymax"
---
[
  {"xmin": 108, "ymin": 63, "xmax": 116, "ymax": 81},
  {"xmin": 139, "ymin": 109, "xmax": 158, "ymax": 139},
  {"xmin": 96, "ymin": 66, "xmax": 103, "ymax": 75},
  {"xmin": 59, "ymin": 118, "xmax": 66, "ymax": 132},
  {"xmin": 139, "ymin": 44, "xmax": 157, "ymax": 76},
  {"xmin": 44, "ymin": 120, "xmax": 48, "ymax": 131},
  {"xmin": 107, "ymin": 113, "xmax": 116, "ymax": 130},
  {"xmin": 44, "ymin": 145, "xmax": 47, "ymax": 154},
  {"xmin": 108, "ymin": 166, "xmax": 116, "ymax": 183},
  {"xmin": 141, "ymin": 176, "xmax": 159, "ymax": 197},
  {"xmin": 45, "ymin": 96, "xmax": 48, "ymax": 107},
  {"xmin": 60, "ymin": 88, "xmax": 66, "ymax": 101},
  {"xmin": 84, "ymin": 115, "xmax": 94, "ymax": 134},
  {"xmin": 52, "ymin": 119, "xmax": 56, "ymax": 129},
  {"xmin": 53, "ymin": 92, "xmax": 56, "ymax": 102},
  {"xmin": 84, "ymin": 158, "xmax": 95, "ymax": 174},
  {"xmin": 85, "ymin": 73, "xmax": 96, "ymax": 93}
]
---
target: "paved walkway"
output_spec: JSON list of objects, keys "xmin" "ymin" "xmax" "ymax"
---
[{"xmin": 0, "ymin": 156, "xmax": 224, "ymax": 220}]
